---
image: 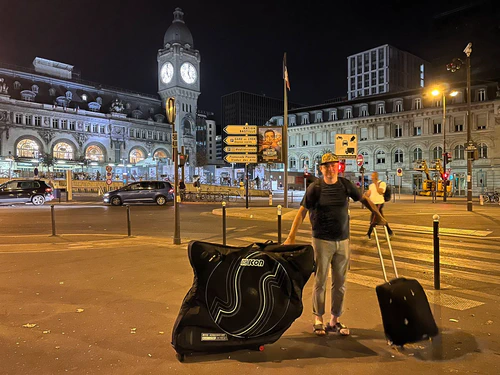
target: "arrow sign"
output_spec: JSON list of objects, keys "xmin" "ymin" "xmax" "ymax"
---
[
  {"xmin": 224, "ymin": 146, "xmax": 257, "ymax": 153},
  {"xmin": 224, "ymin": 136, "xmax": 257, "ymax": 145},
  {"xmin": 224, "ymin": 154, "xmax": 258, "ymax": 163},
  {"xmin": 224, "ymin": 125, "xmax": 257, "ymax": 135}
]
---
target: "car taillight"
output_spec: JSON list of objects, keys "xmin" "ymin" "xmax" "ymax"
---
[
  {"xmin": 45, "ymin": 188, "xmax": 52, "ymax": 193},
  {"xmin": 169, "ymin": 188, "xmax": 174, "ymax": 193}
]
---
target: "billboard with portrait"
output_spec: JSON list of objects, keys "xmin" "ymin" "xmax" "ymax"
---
[{"xmin": 257, "ymin": 126, "xmax": 282, "ymax": 163}]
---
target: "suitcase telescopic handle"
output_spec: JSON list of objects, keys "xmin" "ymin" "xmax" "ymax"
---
[{"xmin": 373, "ymin": 226, "xmax": 399, "ymax": 282}]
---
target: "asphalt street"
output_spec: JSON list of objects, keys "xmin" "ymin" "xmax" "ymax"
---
[{"xmin": 0, "ymin": 196, "xmax": 499, "ymax": 374}]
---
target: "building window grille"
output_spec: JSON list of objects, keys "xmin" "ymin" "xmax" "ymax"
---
[
  {"xmin": 344, "ymin": 108, "xmax": 352, "ymax": 119},
  {"xmin": 414, "ymin": 98, "xmax": 422, "ymax": 110},
  {"xmin": 16, "ymin": 139, "xmax": 39, "ymax": 158},
  {"xmin": 432, "ymin": 146, "xmax": 443, "ymax": 160},
  {"xmin": 376, "ymin": 150, "xmax": 386, "ymax": 164},
  {"xmin": 34, "ymin": 116, "xmax": 42, "ymax": 127},
  {"xmin": 360, "ymin": 128, "xmax": 368, "ymax": 141},
  {"xmin": 433, "ymin": 120, "xmax": 442, "ymax": 134},
  {"xmin": 394, "ymin": 124, "xmax": 402, "ymax": 138},
  {"xmin": 394, "ymin": 149, "xmax": 403, "ymax": 163},
  {"xmin": 454, "ymin": 145, "xmax": 464, "ymax": 160},
  {"xmin": 61, "ymin": 120, "xmax": 68, "ymax": 130},
  {"xmin": 52, "ymin": 118, "xmax": 59, "ymax": 129},
  {"xmin": 477, "ymin": 89, "xmax": 486, "ymax": 102},
  {"xmin": 377, "ymin": 103, "xmax": 385, "ymax": 115},
  {"xmin": 26, "ymin": 115, "xmax": 32, "ymax": 125},
  {"xmin": 395, "ymin": 101, "xmax": 403, "ymax": 112},
  {"xmin": 69, "ymin": 121, "xmax": 76, "ymax": 131},
  {"xmin": 478, "ymin": 143, "xmax": 488, "ymax": 158},
  {"xmin": 413, "ymin": 148, "xmax": 422, "ymax": 161},
  {"xmin": 413, "ymin": 125, "xmax": 421, "ymax": 136},
  {"xmin": 92, "ymin": 124, "xmax": 98, "ymax": 133},
  {"xmin": 476, "ymin": 114, "xmax": 486, "ymax": 130},
  {"xmin": 15, "ymin": 114, "xmax": 23, "ymax": 124}
]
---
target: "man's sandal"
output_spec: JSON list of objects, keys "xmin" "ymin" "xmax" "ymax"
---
[
  {"xmin": 326, "ymin": 322, "xmax": 350, "ymax": 336},
  {"xmin": 313, "ymin": 323, "xmax": 326, "ymax": 336}
]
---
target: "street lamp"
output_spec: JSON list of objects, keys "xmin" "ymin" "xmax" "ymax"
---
[
  {"xmin": 431, "ymin": 87, "xmax": 458, "ymax": 202},
  {"xmin": 447, "ymin": 42, "xmax": 474, "ymax": 211}
]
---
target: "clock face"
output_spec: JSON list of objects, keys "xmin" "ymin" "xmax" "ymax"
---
[
  {"xmin": 180, "ymin": 62, "xmax": 197, "ymax": 84},
  {"xmin": 160, "ymin": 62, "xmax": 174, "ymax": 84}
]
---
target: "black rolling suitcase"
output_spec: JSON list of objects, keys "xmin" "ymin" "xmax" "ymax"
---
[
  {"xmin": 373, "ymin": 226, "xmax": 438, "ymax": 346},
  {"xmin": 172, "ymin": 240, "xmax": 315, "ymax": 361}
]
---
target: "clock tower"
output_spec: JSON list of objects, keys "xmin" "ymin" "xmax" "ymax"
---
[{"xmin": 158, "ymin": 7, "xmax": 200, "ymax": 168}]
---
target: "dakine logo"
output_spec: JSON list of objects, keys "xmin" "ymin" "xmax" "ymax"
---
[{"xmin": 240, "ymin": 258, "xmax": 264, "ymax": 267}]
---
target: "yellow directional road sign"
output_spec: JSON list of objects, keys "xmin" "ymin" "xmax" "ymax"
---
[
  {"xmin": 224, "ymin": 125, "xmax": 257, "ymax": 135},
  {"xmin": 224, "ymin": 146, "xmax": 257, "ymax": 153},
  {"xmin": 224, "ymin": 136, "xmax": 257, "ymax": 145},
  {"xmin": 224, "ymin": 154, "xmax": 258, "ymax": 163}
]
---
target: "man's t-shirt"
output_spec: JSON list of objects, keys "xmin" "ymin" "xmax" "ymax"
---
[
  {"xmin": 368, "ymin": 181, "xmax": 386, "ymax": 205},
  {"xmin": 301, "ymin": 178, "xmax": 361, "ymax": 241}
]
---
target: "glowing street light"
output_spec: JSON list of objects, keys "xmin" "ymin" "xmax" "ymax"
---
[{"xmin": 429, "ymin": 85, "xmax": 459, "ymax": 202}]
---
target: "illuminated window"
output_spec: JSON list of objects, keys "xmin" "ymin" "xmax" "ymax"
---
[
  {"xmin": 129, "ymin": 149, "xmax": 145, "ymax": 164},
  {"xmin": 154, "ymin": 150, "xmax": 167, "ymax": 160},
  {"xmin": 53, "ymin": 142, "xmax": 74, "ymax": 160},
  {"xmin": 16, "ymin": 139, "xmax": 39, "ymax": 158},
  {"xmin": 413, "ymin": 148, "xmax": 422, "ymax": 162},
  {"xmin": 85, "ymin": 145, "xmax": 105, "ymax": 162}
]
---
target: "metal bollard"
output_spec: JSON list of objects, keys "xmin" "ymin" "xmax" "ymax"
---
[
  {"xmin": 51, "ymin": 204, "xmax": 56, "ymax": 236},
  {"xmin": 126, "ymin": 205, "xmax": 131, "ymax": 237},
  {"xmin": 269, "ymin": 192, "xmax": 273, "ymax": 206},
  {"xmin": 433, "ymin": 214, "xmax": 440, "ymax": 290},
  {"xmin": 222, "ymin": 201, "xmax": 227, "ymax": 246},
  {"xmin": 413, "ymin": 190, "xmax": 416, "ymax": 203},
  {"xmin": 479, "ymin": 194, "xmax": 484, "ymax": 206},
  {"xmin": 277, "ymin": 205, "xmax": 282, "ymax": 243}
]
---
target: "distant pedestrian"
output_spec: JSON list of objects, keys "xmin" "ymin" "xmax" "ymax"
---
[{"xmin": 365, "ymin": 172, "xmax": 394, "ymax": 239}]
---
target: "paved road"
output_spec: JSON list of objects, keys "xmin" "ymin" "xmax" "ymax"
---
[{"xmin": 0, "ymin": 200, "xmax": 499, "ymax": 374}]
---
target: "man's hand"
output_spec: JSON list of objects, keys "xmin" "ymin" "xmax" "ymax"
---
[{"xmin": 371, "ymin": 213, "xmax": 388, "ymax": 227}]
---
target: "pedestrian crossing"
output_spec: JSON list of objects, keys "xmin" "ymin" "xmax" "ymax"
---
[{"xmin": 229, "ymin": 226, "xmax": 500, "ymax": 310}]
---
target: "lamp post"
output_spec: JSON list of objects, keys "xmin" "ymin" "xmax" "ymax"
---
[
  {"xmin": 166, "ymin": 97, "xmax": 181, "ymax": 245},
  {"xmin": 447, "ymin": 42, "xmax": 474, "ymax": 211},
  {"xmin": 431, "ymin": 88, "xmax": 458, "ymax": 202}
]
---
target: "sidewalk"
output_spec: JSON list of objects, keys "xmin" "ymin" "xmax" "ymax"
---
[{"xmin": 213, "ymin": 194, "xmax": 500, "ymax": 237}]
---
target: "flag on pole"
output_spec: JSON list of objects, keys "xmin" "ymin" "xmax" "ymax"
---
[{"xmin": 283, "ymin": 53, "xmax": 290, "ymax": 91}]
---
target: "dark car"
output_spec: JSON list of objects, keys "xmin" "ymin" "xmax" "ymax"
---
[
  {"xmin": 0, "ymin": 179, "xmax": 54, "ymax": 206},
  {"xmin": 103, "ymin": 181, "xmax": 174, "ymax": 206}
]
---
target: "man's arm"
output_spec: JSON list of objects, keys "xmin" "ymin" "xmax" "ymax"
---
[
  {"xmin": 283, "ymin": 206, "xmax": 307, "ymax": 244},
  {"xmin": 360, "ymin": 193, "xmax": 388, "ymax": 226}
]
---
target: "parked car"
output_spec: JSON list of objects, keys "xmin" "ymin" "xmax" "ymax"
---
[
  {"xmin": 0, "ymin": 179, "xmax": 54, "ymax": 206},
  {"xmin": 103, "ymin": 181, "xmax": 174, "ymax": 206}
]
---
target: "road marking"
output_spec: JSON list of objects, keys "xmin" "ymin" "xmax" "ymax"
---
[{"xmin": 347, "ymin": 273, "xmax": 484, "ymax": 311}]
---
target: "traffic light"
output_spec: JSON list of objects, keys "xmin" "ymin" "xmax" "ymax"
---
[
  {"xmin": 447, "ymin": 152, "xmax": 452, "ymax": 163},
  {"xmin": 178, "ymin": 153, "xmax": 188, "ymax": 167},
  {"xmin": 443, "ymin": 172, "xmax": 449, "ymax": 180},
  {"xmin": 338, "ymin": 161, "xmax": 345, "ymax": 174}
]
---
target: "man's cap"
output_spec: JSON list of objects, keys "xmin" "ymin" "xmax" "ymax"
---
[{"xmin": 320, "ymin": 153, "xmax": 339, "ymax": 165}]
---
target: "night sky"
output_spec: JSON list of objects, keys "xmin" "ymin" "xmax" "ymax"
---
[{"xmin": 1, "ymin": 0, "xmax": 499, "ymax": 122}]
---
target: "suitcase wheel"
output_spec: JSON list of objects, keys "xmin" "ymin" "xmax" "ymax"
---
[{"xmin": 176, "ymin": 353, "xmax": 185, "ymax": 362}]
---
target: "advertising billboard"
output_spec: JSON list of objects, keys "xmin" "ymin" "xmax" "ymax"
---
[{"xmin": 257, "ymin": 126, "xmax": 282, "ymax": 163}]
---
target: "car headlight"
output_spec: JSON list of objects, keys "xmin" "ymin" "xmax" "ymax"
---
[{"xmin": 104, "ymin": 193, "xmax": 110, "ymax": 197}]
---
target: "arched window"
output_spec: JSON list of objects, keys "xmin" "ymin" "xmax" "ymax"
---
[
  {"xmin": 394, "ymin": 149, "xmax": 403, "ymax": 163},
  {"xmin": 454, "ymin": 145, "xmax": 464, "ymax": 160},
  {"xmin": 154, "ymin": 150, "xmax": 167, "ymax": 160},
  {"xmin": 53, "ymin": 142, "xmax": 74, "ymax": 160},
  {"xmin": 289, "ymin": 157, "xmax": 297, "ymax": 169},
  {"xmin": 361, "ymin": 151, "xmax": 368, "ymax": 166},
  {"xmin": 413, "ymin": 148, "xmax": 422, "ymax": 162},
  {"xmin": 85, "ymin": 145, "xmax": 104, "ymax": 162},
  {"xmin": 432, "ymin": 146, "xmax": 443, "ymax": 160},
  {"xmin": 376, "ymin": 150, "xmax": 386, "ymax": 164},
  {"xmin": 129, "ymin": 149, "xmax": 145, "ymax": 164},
  {"xmin": 478, "ymin": 143, "xmax": 488, "ymax": 158},
  {"xmin": 16, "ymin": 139, "xmax": 39, "ymax": 158}
]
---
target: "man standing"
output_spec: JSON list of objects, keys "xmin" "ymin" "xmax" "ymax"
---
[
  {"xmin": 284, "ymin": 153, "xmax": 386, "ymax": 336},
  {"xmin": 365, "ymin": 172, "xmax": 394, "ymax": 239}
]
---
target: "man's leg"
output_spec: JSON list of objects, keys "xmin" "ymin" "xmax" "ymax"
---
[
  {"xmin": 329, "ymin": 239, "xmax": 351, "ymax": 334},
  {"xmin": 379, "ymin": 204, "xmax": 393, "ymax": 235},
  {"xmin": 366, "ymin": 211, "xmax": 375, "ymax": 238},
  {"xmin": 311, "ymin": 238, "xmax": 335, "ymax": 325}
]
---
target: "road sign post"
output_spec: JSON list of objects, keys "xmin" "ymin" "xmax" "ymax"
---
[{"xmin": 167, "ymin": 97, "xmax": 180, "ymax": 245}]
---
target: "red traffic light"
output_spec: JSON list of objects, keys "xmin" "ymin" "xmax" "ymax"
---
[{"xmin": 338, "ymin": 161, "xmax": 345, "ymax": 173}]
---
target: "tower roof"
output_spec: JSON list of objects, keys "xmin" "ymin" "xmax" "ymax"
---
[{"xmin": 163, "ymin": 8, "xmax": 193, "ymax": 48}]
